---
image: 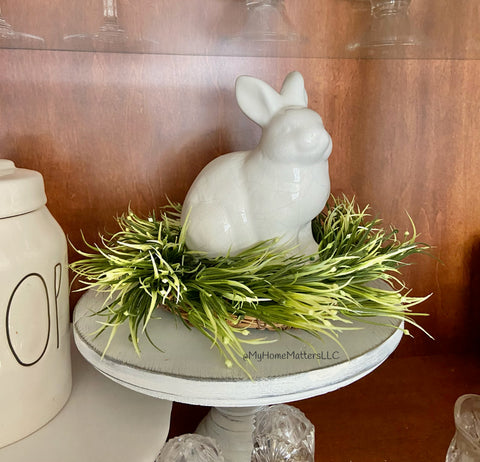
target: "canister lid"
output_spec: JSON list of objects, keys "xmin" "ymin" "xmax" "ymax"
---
[{"xmin": 0, "ymin": 159, "xmax": 47, "ymax": 219}]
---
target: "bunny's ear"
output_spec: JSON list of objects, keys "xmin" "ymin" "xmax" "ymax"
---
[
  {"xmin": 280, "ymin": 71, "xmax": 308, "ymax": 107},
  {"xmin": 235, "ymin": 75, "xmax": 283, "ymax": 127}
]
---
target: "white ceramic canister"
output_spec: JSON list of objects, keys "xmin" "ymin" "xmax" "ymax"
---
[{"xmin": 0, "ymin": 159, "xmax": 72, "ymax": 448}]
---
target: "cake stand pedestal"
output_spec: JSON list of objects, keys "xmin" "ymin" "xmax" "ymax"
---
[{"xmin": 73, "ymin": 290, "xmax": 403, "ymax": 462}]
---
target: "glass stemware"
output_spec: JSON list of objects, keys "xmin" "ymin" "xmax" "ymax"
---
[
  {"xmin": 240, "ymin": 0, "xmax": 299, "ymax": 42},
  {"xmin": 64, "ymin": 0, "xmax": 127, "ymax": 50},
  {"xmin": 446, "ymin": 394, "xmax": 480, "ymax": 462},
  {"xmin": 0, "ymin": 8, "xmax": 14, "ymax": 39},
  {"xmin": 94, "ymin": 0, "xmax": 126, "ymax": 44},
  {"xmin": 220, "ymin": 0, "xmax": 301, "ymax": 57},
  {"xmin": 347, "ymin": 0, "xmax": 419, "ymax": 54},
  {"xmin": 156, "ymin": 434, "xmax": 224, "ymax": 462},
  {"xmin": 0, "ymin": 6, "xmax": 44, "ymax": 48},
  {"xmin": 251, "ymin": 404, "xmax": 315, "ymax": 462}
]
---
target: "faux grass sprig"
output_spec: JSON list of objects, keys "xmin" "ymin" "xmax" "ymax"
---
[{"xmin": 71, "ymin": 196, "xmax": 431, "ymax": 373}]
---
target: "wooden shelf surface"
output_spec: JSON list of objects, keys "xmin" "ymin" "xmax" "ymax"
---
[
  {"xmin": 0, "ymin": 0, "xmax": 479, "ymax": 60},
  {"xmin": 168, "ymin": 353, "xmax": 480, "ymax": 461}
]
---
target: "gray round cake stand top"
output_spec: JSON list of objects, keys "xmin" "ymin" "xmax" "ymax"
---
[{"xmin": 73, "ymin": 290, "xmax": 404, "ymax": 462}]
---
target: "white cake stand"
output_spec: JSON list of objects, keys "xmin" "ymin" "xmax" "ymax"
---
[{"xmin": 73, "ymin": 290, "xmax": 403, "ymax": 462}]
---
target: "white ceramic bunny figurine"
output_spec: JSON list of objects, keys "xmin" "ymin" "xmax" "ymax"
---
[{"xmin": 181, "ymin": 71, "xmax": 332, "ymax": 258}]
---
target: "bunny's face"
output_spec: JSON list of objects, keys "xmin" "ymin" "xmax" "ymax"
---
[{"xmin": 260, "ymin": 107, "xmax": 332, "ymax": 164}]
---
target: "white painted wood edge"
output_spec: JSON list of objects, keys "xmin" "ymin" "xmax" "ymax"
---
[{"xmin": 74, "ymin": 325, "xmax": 402, "ymax": 407}]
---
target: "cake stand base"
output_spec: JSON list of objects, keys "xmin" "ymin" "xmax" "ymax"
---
[{"xmin": 196, "ymin": 406, "xmax": 261, "ymax": 462}]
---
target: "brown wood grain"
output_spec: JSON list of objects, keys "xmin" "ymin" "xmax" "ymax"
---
[
  {"xmin": 1, "ymin": 48, "xmax": 480, "ymax": 358},
  {"xmin": 299, "ymin": 354, "xmax": 480, "ymax": 461}
]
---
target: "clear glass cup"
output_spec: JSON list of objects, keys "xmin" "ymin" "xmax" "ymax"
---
[
  {"xmin": 347, "ymin": 0, "xmax": 419, "ymax": 53},
  {"xmin": 156, "ymin": 433, "xmax": 224, "ymax": 462},
  {"xmin": 446, "ymin": 394, "xmax": 480, "ymax": 462},
  {"xmin": 251, "ymin": 404, "xmax": 315, "ymax": 462},
  {"xmin": 234, "ymin": 0, "xmax": 299, "ymax": 42}
]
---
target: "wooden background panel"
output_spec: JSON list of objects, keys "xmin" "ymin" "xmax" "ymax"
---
[
  {"xmin": 1, "ymin": 49, "xmax": 479, "ymax": 357},
  {"xmin": 341, "ymin": 59, "xmax": 480, "ymax": 356}
]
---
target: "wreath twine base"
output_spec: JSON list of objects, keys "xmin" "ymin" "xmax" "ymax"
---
[{"xmin": 173, "ymin": 307, "xmax": 291, "ymax": 331}]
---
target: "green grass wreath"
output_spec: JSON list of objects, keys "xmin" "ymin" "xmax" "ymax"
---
[{"xmin": 71, "ymin": 196, "xmax": 431, "ymax": 373}]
